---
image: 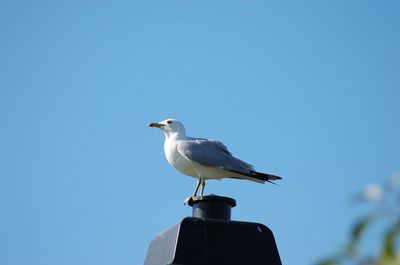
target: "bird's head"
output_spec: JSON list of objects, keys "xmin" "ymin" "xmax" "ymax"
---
[{"xmin": 148, "ymin": 118, "xmax": 186, "ymax": 138}]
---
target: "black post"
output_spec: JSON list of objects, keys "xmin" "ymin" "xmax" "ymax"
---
[
  {"xmin": 188, "ymin": 195, "xmax": 236, "ymax": 220},
  {"xmin": 144, "ymin": 195, "xmax": 282, "ymax": 265}
]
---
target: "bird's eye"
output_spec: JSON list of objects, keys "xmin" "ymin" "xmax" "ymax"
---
[{"xmin": 167, "ymin": 120, "xmax": 173, "ymax": 124}]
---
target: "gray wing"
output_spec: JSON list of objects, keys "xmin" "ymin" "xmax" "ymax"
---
[{"xmin": 177, "ymin": 139, "xmax": 254, "ymax": 175}]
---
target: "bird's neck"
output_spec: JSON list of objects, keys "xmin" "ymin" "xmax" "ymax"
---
[{"xmin": 167, "ymin": 131, "xmax": 186, "ymax": 141}]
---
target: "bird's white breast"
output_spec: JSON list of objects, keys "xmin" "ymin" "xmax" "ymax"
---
[{"xmin": 164, "ymin": 139, "xmax": 198, "ymax": 177}]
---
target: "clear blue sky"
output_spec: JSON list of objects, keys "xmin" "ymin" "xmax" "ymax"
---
[{"xmin": 0, "ymin": 0, "xmax": 399, "ymax": 264}]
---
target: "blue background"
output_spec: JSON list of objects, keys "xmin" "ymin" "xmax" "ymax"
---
[{"xmin": 1, "ymin": 0, "xmax": 399, "ymax": 264}]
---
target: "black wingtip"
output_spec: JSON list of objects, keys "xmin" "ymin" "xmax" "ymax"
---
[
  {"xmin": 251, "ymin": 171, "xmax": 282, "ymax": 182},
  {"xmin": 228, "ymin": 170, "xmax": 282, "ymax": 184}
]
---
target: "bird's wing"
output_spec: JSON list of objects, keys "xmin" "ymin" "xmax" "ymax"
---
[{"xmin": 177, "ymin": 139, "xmax": 254, "ymax": 175}]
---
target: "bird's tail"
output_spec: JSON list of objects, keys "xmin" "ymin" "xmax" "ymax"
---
[
  {"xmin": 229, "ymin": 170, "xmax": 282, "ymax": 184},
  {"xmin": 250, "ymin": 171, "xmax": 282, "ymax": 184}
]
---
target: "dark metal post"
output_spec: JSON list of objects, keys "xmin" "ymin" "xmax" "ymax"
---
[
  {"xmin": 188, "ymin": 195, "xmax": 236, "ymax": 220},
  {"xmin": 144, "ymin": 195, "xmax": 282, "ymax": 265}
]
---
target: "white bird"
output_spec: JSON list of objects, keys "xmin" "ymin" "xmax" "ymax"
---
[{"xmin": 148, "ymin": 118, "xmax": 281, "ymax": 201}]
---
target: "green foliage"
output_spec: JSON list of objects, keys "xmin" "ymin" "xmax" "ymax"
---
[
  {"xmin": 315, "ymin": 175, "xmax": 400, "ymax": 265},
  {"xmin": 351, "ymin": 215, "xmax": 375, "ymax": 243},
  {"xmin": 378, "ymin": 222, "xmax": 400, "ymax": 265},
  {"xmin": 316, "ymin": 257, "xmax": 339, "ymax": 265},
  {"xmin": 345, "ymin": 214, "xmax": 376, "ymax": 257}
]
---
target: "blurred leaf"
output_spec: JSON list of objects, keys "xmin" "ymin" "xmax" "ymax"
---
[
  {"xmin": 315, "ymin": 257, "xmax": 338, "ymax": 265},
  {"xmin": 345, "ymin": 241, "xmax": 358, "ymax": 256},
  {"xmin": 380, "ymin": 222, "xmax": 400, "ymax": 261},
  {"xmin": 316, "ymin": 179, "xmax": 400, "ymax": 265},
  {"xmin": 377, "ymin": 254, "xmax": 400, "ymax": 265},
  {"xmin": 383, "ymin": 229, "xmax": 396, "ymax": 258},
  {"xmin": 351, "ymin": 214, "xmax": 375, "ymax": 243}
]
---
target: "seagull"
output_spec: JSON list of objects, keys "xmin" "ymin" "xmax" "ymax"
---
[{"xmin": 148, "ymin": 118, "xmax": 282, "ymax": 202}]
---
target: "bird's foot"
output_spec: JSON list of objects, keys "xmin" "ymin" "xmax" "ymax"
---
[{"xmin": 183, "ymin": 196, "xmax": 194, "ymax": 205}]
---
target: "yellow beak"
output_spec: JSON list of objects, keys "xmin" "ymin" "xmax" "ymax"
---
[{"xmin": 148, "ymin": 122, "xmax": 163, "ymax": 128}]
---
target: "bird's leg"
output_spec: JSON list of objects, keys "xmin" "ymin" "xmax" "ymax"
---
[
  {"xmin": 184, "ymin": 177, "xmax": 202, "ymax": 205},
  {"xmin": 192, "ymin": 177, "xmax": 202, "ymax": 198},
  {"xmin": 200, "ymin": 179, "xmax": 206, "ymax": 198}
]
